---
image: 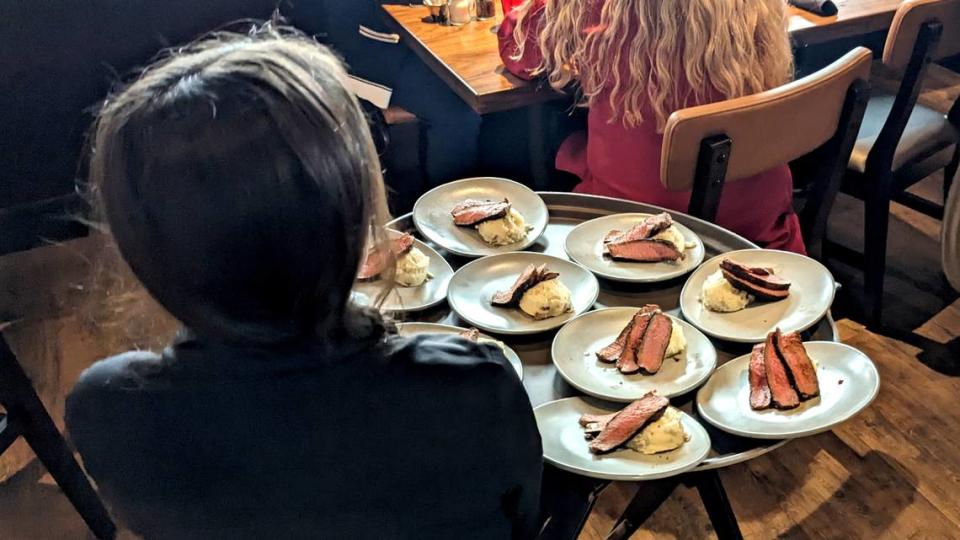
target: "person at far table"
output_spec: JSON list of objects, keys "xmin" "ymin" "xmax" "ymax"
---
[
  {"xmin": 292, "ymin": 0, "xmax": 482, "ymax": 187},
  {"xmin": 498, "ymin": 0, "xmax": 806, "ymax": 253},
  {"xmin": 65, "ymin": 24, "xmax": 541, "ymax": 539}
]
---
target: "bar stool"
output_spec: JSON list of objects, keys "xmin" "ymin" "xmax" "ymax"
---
[
  {"xmin": 606, "ymin": 48, "xmax": 873, "ymax": 540},
  {"xmin": 829, "ymin": 0, "xmax": 960, "ymax": 328},
  {"xmin": 660, "ymin": 48, "xmax": 874, "ymax": 261},
  {"xmin": 0, "ymin": 331, "xmax": 116, "ymax": 539}
]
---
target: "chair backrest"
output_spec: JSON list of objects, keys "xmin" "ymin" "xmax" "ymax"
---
[
  {"xmin": 867, "ymin": 0, "xmax": 960, "ymax": 176},
  {"xmin": 660, "ymin": 47, "xmax": 872, "ymax": 193},
  {"xmin": 659, "ymin": 48, "xmax": 872, "ymax": 256},
  {"xmin": 883, "ymin": 0, "xmax": 960, "ymax": 71}
]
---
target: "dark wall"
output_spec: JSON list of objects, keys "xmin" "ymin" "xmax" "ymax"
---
[{"xmin": 0, "ymin": 0, "xmax": 330, "ymax": 210}]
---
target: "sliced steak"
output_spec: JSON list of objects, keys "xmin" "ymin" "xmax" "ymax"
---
[
  {"xmin": 490, "ymin": 264, "xmax": 560, "ymax": 307},
  {"xmin": 357, "ymin": 234, "xmax": 416, "ymax": 280},
  {"xmin": 607, "ymin": 239, "xmax": 683, "ymax": 262},
  {"xmin": 604, "ymin": 213, "xmax": 674, "ymax": 245},
  {"xmin": 596, "ymin": 319, "xmax": 635, "ymax": 364},
  {"xmin": 587, "ymin": 392, "xmax": 670, "ymax": 454},
  {"xmin": 616, "ymin": 310, "xmax": 656, "ymax": 374},
  {"xmin": 763, "ymin": 331, "xmax": 800, "ymax": 409},
  {"xmin": 748, "ymin": 344, "xmax": 772, "ymax": 410},
  {"xmin": 719, "ymin": 259, "xmax": 790, "ymax": 290},
  {"xmin": 459, "ymin": 328, "xmax": 481, "ymax": 342},
  {"xmin": 578, "ymin": 412, "xmax": 618, "ymax": 438},
  {"xmin": 719, "ymin": 259, "xmax": 791, "ymax": 301},
  {"xmin": 595, "ymin": 305, "xmax": 659, "ymax": 363},
  {"xmin": 451, "ymin": 198, "xmax": 511, "ymax": 226},
  {"xmin": 721, "ymin": 269, "xmax": 790, "ymax": 301},
  {"xmin": 775, "ymin": 329, "xmax": 820, "ymax": 400},
  {"xmin": 637, "ymin": 313, "xmax": 673, "ymax": 374}
]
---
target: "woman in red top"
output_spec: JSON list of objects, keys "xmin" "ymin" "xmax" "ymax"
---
[{"xmin": 498, "ymin": 0, "xmax": 806, "ymax": 253}]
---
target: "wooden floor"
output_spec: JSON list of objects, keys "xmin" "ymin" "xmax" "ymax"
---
[{"xmin": 0, "ymin": 65, "xmax": 958, "ymax": 539}]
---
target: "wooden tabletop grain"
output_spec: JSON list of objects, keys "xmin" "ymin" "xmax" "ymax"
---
[{"xmin": 383, "ymin": 0, "xmax": 901, "ymax": 114}]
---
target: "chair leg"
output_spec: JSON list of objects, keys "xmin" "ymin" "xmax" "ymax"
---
[
  {"xmin": 863, "ymin": 188, "xmax": 891, "ymax": 330},
  {"xmin": 20, "ymin": 407, "xmax": 116, "ymax": 539}
]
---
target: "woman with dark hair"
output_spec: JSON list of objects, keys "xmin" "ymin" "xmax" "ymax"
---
[{"xmin": 65, "ymin": 25, "xmax": 541, "ymax": 539}]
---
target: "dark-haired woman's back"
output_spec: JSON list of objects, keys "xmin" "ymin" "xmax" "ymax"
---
[{"xmin": 67, "ymin": 332, "xmax": 541, "ymax": 539}]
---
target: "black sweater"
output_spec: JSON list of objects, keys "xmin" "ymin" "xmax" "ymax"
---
[{"xmin": 66, "ymin": 331, "xmax": 542, "ymax": 539}]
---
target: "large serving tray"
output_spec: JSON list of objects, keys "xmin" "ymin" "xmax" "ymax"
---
[{"xmin": 388, "ymin": 192, "xmax": 837, "ymax": 470}]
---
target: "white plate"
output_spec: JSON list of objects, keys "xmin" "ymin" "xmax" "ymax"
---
[
  {"xmin": 680, "ymin": 249, "xmax": 836, "ymax": 343},
  {"xmin": 535, "ymin": 398, "xmax": 711, "ymax": 481},
  {"xmin": 397, "ymin": 322, "xmax": 522, "ymax": 379},
  {"xmin": 551, "ymin": 307, "xmax": 717, "ymax": 401},
  {"xmin": 564, "ymin": 213, "xmax": 705, "ymax": 283},
  {"xmin": 448, "ymin": 252, "xmax": 599, "ymax": 335},
  {"xmin": 352, "ymin": 233, "xmax": 453, "ymax": 313},
  {"xmin": 412, "ymin": 177, "xmax": 549, "ymax": 258},
  {"xmin": 696, "ymin": 341, "xmax": 880, "ymax": 439}
]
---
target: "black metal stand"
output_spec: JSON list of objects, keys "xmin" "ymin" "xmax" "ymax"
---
[
  {"xmin": 604, "ymin": 469, "xmax": 743, "ymax": 540},
  {"xmin": 0, "ymin": 336, "xmax": 117, "ymax": 539}
]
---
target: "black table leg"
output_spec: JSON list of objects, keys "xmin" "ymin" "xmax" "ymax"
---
[
  {"xmin": 538, "ymin": 466, "xmax": 609, "ymax": 540},
  {"xmin": 691, "ymin": 470, "xmax": 743, "ymax": 540},
  {"xmin": 604, "ymin": 477, "xmax": 679, "ymax": 540}
]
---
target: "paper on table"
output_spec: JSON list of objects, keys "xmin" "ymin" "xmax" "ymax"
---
[{"xmin": 346, "ymin": 75, "xmax": 393, "ymax": 110}]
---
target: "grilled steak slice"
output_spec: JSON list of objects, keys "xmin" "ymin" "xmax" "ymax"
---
[
  {"xmin": 459, "ymin": 328, "xmax": 481, "ymax": 342},
  {"xmin": 721, "ymin": 269, "xmax": 790, "ymax": 301},
  {"xmin": 595, "ymin": 305, "xmax": 659, "ymax": 363},
  {"xmin": 748, "ymin": 344, "xmax": 772, "ymax": 410},
  {"xmin": 579, "ymin": 412, "xmax": 618, "ymax": 438},
  {"xmin": 617, "ymin": 310, "xmax": 656, "ymax": 374},
  {"xmin": 774, "ymin": 330, "xmax": 820, "ymax": 399},
  {"xmin": 587, "ymin": 393, "xmax": 670, "ymax": 454},
  {"xmin": 637, "ymin": 313, "xmax": 673, "ymax": 374},
  {"xmin": 604, "ymin": 213, "xmax": 674, "ymax": 245},
  {"xmin": 491, "ymin": 264, "xmax": 560, "ymax": 306},
  {"xmin": 357, "ymin": 233, "xmax": 416, "ymax": 280},
  {"xmin": 763, "ymin": 331, "xmax": 800, "ymax": 409},
  {"xmin": 607, "ymin": 239, "xmax": 683, "ymax": 262},
  {"xmin": 579, "ymin": 412, "xmax": 618, "ymax": 428},
  {"xmin": 451, "ymin": 198, "xmax": 511, "ymax": 226},
  {"xmin": 596, "ymin": 319, "xmax": 635, "ymax": 364},
  {"xmin": 720, "ymin": 259, "xmax": 790, "ymax": 300},
  {"xmin": 719, "ymin": 259, "xmax": 790, "ymax": 290}
]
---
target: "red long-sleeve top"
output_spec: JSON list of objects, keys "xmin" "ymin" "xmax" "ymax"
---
[{"xmin": 497, "ymin": 1, "xmax": 806, "ymax": 253}]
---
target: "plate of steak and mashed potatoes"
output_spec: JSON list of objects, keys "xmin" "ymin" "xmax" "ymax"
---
[
  {"xmin": 564, "ymin": 212, "xmax": 705, "ymax": 283},
  {"xmin": 551, "ymin": 306, "xmax": 717, "ymax": 401},
  {"xmin": 680, "ymin": 249, "xmax": 836, "ymax": 343},
  {"xmin": 413, "ymin": 177, "xmax": 548, "ymax": 258},
  {"xmin": 534, "ymin": 395, "xmax": 711, "ymax": 481},
  {"xmin": 696, "ymin": 340, "xmax": 879, "ymax": 439}
]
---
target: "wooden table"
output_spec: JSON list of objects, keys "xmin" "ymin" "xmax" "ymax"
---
[{"xmin": 383, "ymin": 0, "xmax": 901, "ymax": 115}]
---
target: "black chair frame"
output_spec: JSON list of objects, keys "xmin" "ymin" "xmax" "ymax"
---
[
  {"xmin": 603, "ymin": 469, "xmax": 742, "ymax": 540},
  {"xmin": 686, "ymin": 79, "xmax": 872, "ymax": 261},
  {"xmin": 827, "ymin": 19, "xmax": 959, "ymax": 328},
  {"xmin": 0, "ymin": 333, "xmax": 116, "ymax": 539}
]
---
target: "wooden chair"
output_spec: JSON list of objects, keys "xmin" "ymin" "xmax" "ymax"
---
[
  {"xmin": 0, "ymin": 332, "xmax": 116, "ymax": 539},
  {"xmin": 659, "ymin": 47, "xmax": 874, "ymax": 260},
  {"xmin": 830, "ymin": 0, "xmax": 960, "ymax": 328}
]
